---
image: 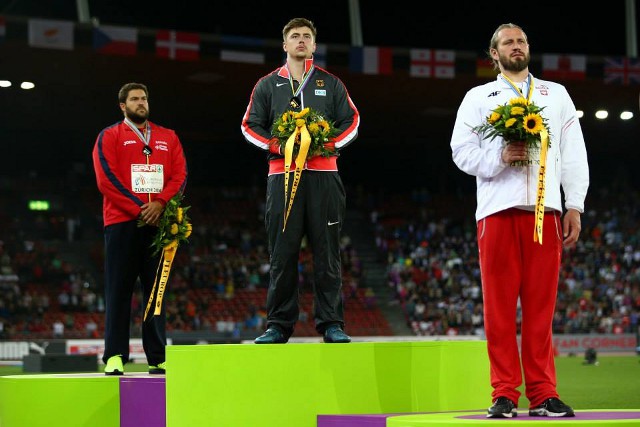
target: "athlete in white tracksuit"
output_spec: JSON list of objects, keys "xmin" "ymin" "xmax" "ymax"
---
[{"xmin": 450, "ymin": 23, "xmax": 588, "ymax": 416}]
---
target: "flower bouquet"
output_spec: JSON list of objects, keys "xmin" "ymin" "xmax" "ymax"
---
[
  {"xmin": 142, "ymin": 192, "xmax": 192, "ymax": 320},
  {"xmin": 271, "ymin": 107, "xmax": 339, "ymax": 158},
  {"xmin": 149, "ymin": 192, "xmax": 192, "ymax": 257},
  {"xmin": 271, "ymin": 108, "xmax": 339, "ymax": 231},
  {"xmin": 472, "ymin": 97, "xmax": 549, "ymax": 167}
]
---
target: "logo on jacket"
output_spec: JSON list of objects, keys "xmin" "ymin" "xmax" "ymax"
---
[
  {"xmin": 315, "ymin": 89, "xmax": 326, "ymax": 96},
  {"xmin": 316, "ymin": 79, "xmax": 325, "ymax": 87},
  {"xmin": 488, "ymin": 91, "xmax": 500, "ymax": 97},
  {"xmin": 123, "ymin": 140, "xmax": 137, "ymax": 145}
]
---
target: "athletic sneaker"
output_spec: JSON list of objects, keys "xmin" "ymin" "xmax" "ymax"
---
[
  {"xmin": 487, "ymin": 396, "xmax": 517, "ymax": 418},
  {"xmin": 529, "ymin": 397, "xmax": 575, "ymax": 417},
  {"xmin": 148, "ymin": 361, "xmax": 166, "ymax": 375},
  {"xmin": 105, "ymin": 355, "xmax": 124, "ymax": 376}
]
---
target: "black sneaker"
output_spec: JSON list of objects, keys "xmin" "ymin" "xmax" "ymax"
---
[
  {"xmin": 487, "ymin": 397, "xmax": 517, "ymax": 418},
  {"xmin": 529, "ymin": 397, "xmax": 575, "ymax": 417}
]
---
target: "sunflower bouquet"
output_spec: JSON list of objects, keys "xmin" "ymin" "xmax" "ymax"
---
[
  {"xmin": 271, "ymin": 107, "xmax": 339, "ymax": 158},
  {"xmin": 472, "ymin": 97, "xmax": 549, "ymax": 166},
  {"xmin": 139, "ymin": 192, "xmax": 192, "ymax": 320},
  {"xmin": 149, "ymin": 192, "xmax": 192, "ymax": 257}
]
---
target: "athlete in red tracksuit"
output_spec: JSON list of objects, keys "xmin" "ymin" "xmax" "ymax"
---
[
  {"xmin": 92, "ymin": 82, "xmax": 187, "ymax": 375},
  {"xmin": 241, "ymin": 18, "xmax": 359, "ymax": 344}
]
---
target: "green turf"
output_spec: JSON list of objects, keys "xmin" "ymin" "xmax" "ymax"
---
[{"xmin": 1, "ymin": 355, "xmax": 638, "ymax": 409}]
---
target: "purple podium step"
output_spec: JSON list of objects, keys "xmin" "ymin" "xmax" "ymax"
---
[
  {"xmin": 317, "ymin": 413, "xmax": 428, "ymax": 427},
  {"xmin": 120, "ymin": 376, "xmax": 166, "ymax": 427}
]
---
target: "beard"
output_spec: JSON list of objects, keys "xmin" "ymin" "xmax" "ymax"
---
[
  {"xmin": 499, "ymin": 52, "xmax": 530, "ymax": 72},
  {"xmin": 125, "ymin": 106, "xmax": 149, "ymax": 124}
]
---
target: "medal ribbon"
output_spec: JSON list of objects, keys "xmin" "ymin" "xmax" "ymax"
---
[
  {"xmin": 501, "ymin": 74, "xmax": 547, "ymax": 245},
  {"xmin": 281, "ymin": 63, "xmax": 315, "ymax": 232},
  {"xmin": 124, "ymin": 117, "xmax": 151, "ymax": 145},
  {"xmin": 282, "ymin": 120, "xmax": 311, "ymax": 231},
  {"xmin": 125, "ymin": 118, "xmax": 153, "ymax": 202}
]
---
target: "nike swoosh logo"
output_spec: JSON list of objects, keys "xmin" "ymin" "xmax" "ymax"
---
[
  {"xmin": 276, "ymin": 82, "xmax": 287, "ymax": 87},
  {"xmin": 328, "ymin": 221, "xmax": 339, "ymax": 226}
]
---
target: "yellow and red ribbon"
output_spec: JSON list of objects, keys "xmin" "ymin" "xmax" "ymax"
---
[
  {"xmin": 144, "ymin": 240, "xmax": 178, "ymax": 321},
  {"xmin": 533, "ymin": 128, "xmax": 549, "ymax": 245},
  {"xmin": 282, "ymin": 120, "xmax": 311, "ymax": 231}
]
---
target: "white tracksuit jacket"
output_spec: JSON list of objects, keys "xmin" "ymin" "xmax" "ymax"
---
[{"xmin": 450, "ymin": 74, "xmax": 589, "ymax": 222}]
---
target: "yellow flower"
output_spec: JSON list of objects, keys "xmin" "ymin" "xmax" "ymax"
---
[
  {"xmin": 509, "ymin": 97, "xmax": 528, "ymax": 106},
  {"xmin": 510, "ymin": 106, "xmax": 525, "ymax": 116},
  {"xmin": 146, "ymin": 193, "xmax": 192, "ymax": 257},
  {"xmin": 524, "ymin": 113, "xmax": 544, "ymax": 135},
  {"xmin": 471, "ymin": 98, "xmax": 550, "ymax": 150},
  {"xmin": 271, "ymin": 107, "xmax": 339, "ymax": 158},
  {"xmin": 308, "ymin": 122, "xmax": 320, "ymax": 134}
]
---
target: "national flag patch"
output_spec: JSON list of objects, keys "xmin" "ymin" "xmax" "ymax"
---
[
  {"xmin": 604, "ymin": 57, "xmax": 640, "ymax": 85},
  {"xmin": 28, "ymin": 18, "xmax": 74, "ymax": 50},
  {"xmin": 409, "ymin": 49, "xmax": 455, "ymax": 78},
  {"xmin": 156, "ymin": 30, "xmax": 200, "ymax": 61},
  {"xmin": 93, "ymin": 25, "xmax": 137, "ymax": 56},
  {"xmin": 476, "ymin": 58, "xmax": 497, "ymax": 79},
  {"xmin": 542, "ymin": 54, "xmax": 586, "ymax": 80},
  {"xmin": 349, "ymin": 46, "xmax": 393, "ymax": 75}
]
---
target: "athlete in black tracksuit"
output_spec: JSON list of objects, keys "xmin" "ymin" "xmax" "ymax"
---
[{"xmin": 241, "ymin": 18, "xmax": 359, "ymax": 343}]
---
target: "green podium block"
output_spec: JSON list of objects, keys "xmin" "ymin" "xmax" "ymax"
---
[{"xmin": 166, "ymin": 340, "xmax": 491, "ymax": 427}]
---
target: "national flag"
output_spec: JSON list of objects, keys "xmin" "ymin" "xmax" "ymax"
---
[
  {"xmin": 0, "ymin": 16, "xmax": 5, "ymax": 43},
  {"xmin": 476, "ymin": 58, "xmax": 497, "ymax": 79},
  {"xmin": 156, "ymin": 30, "xmax": 200, "ymax": 61},
  {"xmin": 604, "ymin": 57, "xmax": 640, "ymax": 85},
  {"xmin": 28, "ymin": 18, "xmax": 74, "ymax": 50},
  {"xmin": 314, "ymin": 43, "xmax": 327, "ymax": 68},
  {"xmin": 219, "ymin": 34, "xmax": 265, "ymax": 64},
  {"xmin": 220, "ymin": 49, "xmax": 265, "ymax": 64},
  {"xmin": 409, "ymin": 49, "xmax": 455, "ymax": 78},
  {"xmin": 349, "ymin": 46, "xmax": 393, "ymax": 75},
  {"xmin": 542, "ymin": 54, "xmax": 586, "ymax": 80},
  {"xmin": 93, "ymin": 25, "xmax": 137, "ymax": 56}
]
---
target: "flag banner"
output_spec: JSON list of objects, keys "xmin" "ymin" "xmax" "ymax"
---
[
  {"xmin": 476, "ymin": 58, "xmax": 497, "ymax": 78},
  {"xmin": 349, "ymin": 46, "xmax": 393, "ymax": 75},
  {"xmin": 409, "ymin": 49, "xmax": 455, "ymax": 78},
  {"xmin": 93, "ymin": 25, "xmax": 137, "ymax": 55},
  {"xmin": 542, "ymin": 54, "xmax": 586, "ymax": 80},
  {"xmin": 220, "ymin": 49, "xmax": 265, "ymax": 64},
  {"xmin": 220, "ymin": 34, "xmax": 265, "ymax": 47},
  {"xmin": 314, "ymin": 43, "xmax": 327, "ymax": 68},
  {"xmin": 604, "ymin": 56, "xmax": 640, "ymax": 85},
  {"xmin": 156, "ymin": 30, "xmax": 200, "ymax": 61},
  {"xmin": 28, "ymin": 18, "xmax": 74, "ymax": 50}
]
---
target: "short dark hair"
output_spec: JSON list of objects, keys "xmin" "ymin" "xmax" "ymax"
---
[
  {"xmin": 282, "ymin": 18, "xmax": 317, "ymax": 42},
  {"xmin": 118, "ymin": 82, "xmax": 148, "ymax": 104}
]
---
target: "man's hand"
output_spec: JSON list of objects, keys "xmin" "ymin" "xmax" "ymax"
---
[
  {"xmin": 562, "ymin": 208, "xmax": 581, "ymax": 247},
  {"xmin": 502, "ymin": 141, "xmax": 527, "ymax": 164},
  {"xmin": 140, "ymin": 200, "xmax": 164, "ymax": 226}
]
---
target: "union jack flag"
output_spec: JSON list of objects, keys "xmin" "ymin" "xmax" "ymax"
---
[{"xmin": 603, "ymin": 57, "xmax": 640, "ymax": 85}]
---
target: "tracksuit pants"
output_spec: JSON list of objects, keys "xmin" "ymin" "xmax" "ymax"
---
[
  {"xmin": 102, "ymin": 220, "xmax": 166, "ymax": 366},
  {"xmin": 477, "ymin": 208, "xmax": 563, "ymax": 408},
  {"xmin": 264, "ymin": 171, "xmax": 346, "ymax": 336}
]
